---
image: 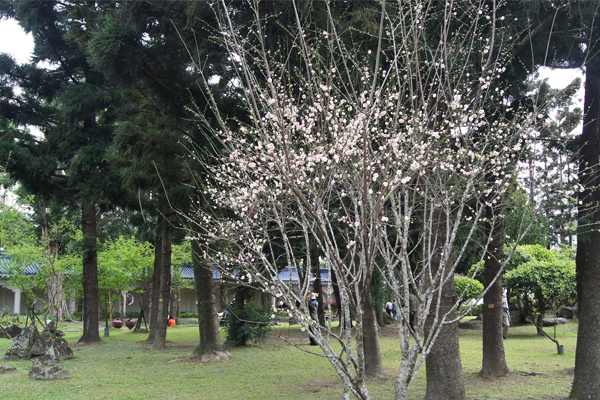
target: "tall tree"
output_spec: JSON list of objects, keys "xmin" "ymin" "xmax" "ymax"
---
[
  {"xmin": 500, "ymin": 2, "xmax": 600, "ymax": 396},
  {"xmin": 87, "ymin": 0, "xmax": 231, "ymax": 350},
  {"xmin": 571, "ymin": 37, "xmax": 600, "ymax": 400},
  {"xmin": 479, "ymin": 198, "xmax": 510, "ymax": 378},
  {"xmin": 0, "ymin": 0, "xmax": 125, "ymax": 343},
  {"xmin": 425, "ymin": 209, "xmax": 466, "ymax": 400}
]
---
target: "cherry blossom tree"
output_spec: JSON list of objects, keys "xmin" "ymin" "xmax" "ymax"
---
[{"xmin": 184, "ymin": 1, "xmax": 545, "ymax": 398}]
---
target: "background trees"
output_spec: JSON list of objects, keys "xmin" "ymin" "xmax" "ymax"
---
[{"xmin": 0, "ymin": 0, "xmax": 129, "ymax": 343}]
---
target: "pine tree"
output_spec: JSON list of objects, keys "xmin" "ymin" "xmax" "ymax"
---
[
  {"xmin": 86, "ymin": 0, "xmax": 232, "ymax": 351},
  {"xmin": 0, "ymin": 0, "xmax": 124, "ymax": 343}
]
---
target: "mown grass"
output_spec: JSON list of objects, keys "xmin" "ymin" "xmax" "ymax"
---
[{"xmin": 0, "ymin": 320, "xmax": 576, "ymax": 399}]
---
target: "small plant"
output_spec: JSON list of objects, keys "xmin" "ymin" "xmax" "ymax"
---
[
  {"xmin": 125, "ymin": 311, "xmax": 140, "ymax": 319},
  {"xmin": 454, "ymin": 276, "xmax": 484, "ymax": 308},
  {"xmin": 225, "ymin": 305, "xmax": 272, "ymax": 347},
  {"xmin": 179, "ymin": 312, "xmax": 198, "ymax": 318}
]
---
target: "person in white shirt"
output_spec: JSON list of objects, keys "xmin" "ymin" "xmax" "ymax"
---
[{"xmin": 502, "ymin": 289, "xmax": 510, "ymax": 339}]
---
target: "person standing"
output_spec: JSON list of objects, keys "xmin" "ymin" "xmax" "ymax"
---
[
  {"xmin": 502, "ymin": 289, "xmax": 510, "ymax": 339},
  {"xmin": 385, "ymin": 300, "xmax": 393, "ymax": 317}
]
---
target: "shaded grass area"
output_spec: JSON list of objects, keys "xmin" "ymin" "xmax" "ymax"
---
[{"xmin": 0, "ymin": 320, "xmax": 576, "ymax": 399}]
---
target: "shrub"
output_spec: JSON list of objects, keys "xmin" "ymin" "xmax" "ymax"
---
[
  {"xmin": 466, "ymin": 261, "xmax": 484, "ymax": 284},
  {"xmin": 504, "ymin": 245, "xmax": 576, "ymax": 332},
  {"xmin": 180, "ymin": 311, "xmax": 198, "ymax": 318},
  {"xmin": 225, "ymin": 305, "xmax": 272, "ymax": 347},
  {"xmin": 179, "ymin": 318, "xmax": 199, "ymax": 325},
  {"xmin": 99, "ymin": 311, "xmax": 121, "ymax": 320},
  {"xmin": 125, "ymin": 311, "xmax": 140, "ymax": 319},
  {"xmin": 454, "ymin": 276, "xmax": 484, "ymax": 307}
]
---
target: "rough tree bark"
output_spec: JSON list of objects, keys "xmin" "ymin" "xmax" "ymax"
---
[
  {"xmin": 570, "ymin": 57, "xmax": 600, "ymax": 400},
  {"xmin": 153, "ymin": 210, "xmax": 172, "ymax": 350},
  {"xmin": 425, "ymin": 208, "xmax": 466, "ymax": 400},
  {"xmin": 362, "ymin": 286, "xmax": 384, "ymax": 379},
  {"xmin": 38, "ymin": 204, "xmax": 70, "ymax": 321},
  {"xmin": 147, "ymin": 213, "xmax": 164, "ymax": 341},
  {"xmin": 191, "ymin": 220, "xmax": 228, "ymax": 362},
  {"xmin": 375, "ymin": 306, "xmax": 385, "ymax": 328},
  {"xmin": 79, "ymin": 204, "xmax": 100, "ymax": 344},
  {"xmin": 309, "ymin": 244, "xmax": 326, "ymax": 326},
  {"xmin": 331, "ymin": 268, "xmax": 342, "ymax": 324},
  {"xmin": 480, "ymin": 201, "xmax": 510, "ymax": 378},
  {"xmin": 47, "ymin": 273, "xmax": 69, "ymax": 321}
]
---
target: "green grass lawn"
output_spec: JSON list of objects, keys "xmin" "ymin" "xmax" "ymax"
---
[{"xmin": 0, "ymin": 320, "xmax": 576, "ymax": 399}]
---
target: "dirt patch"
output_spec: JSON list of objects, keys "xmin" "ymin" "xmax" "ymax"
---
[
  {"xmin": 463, "ymin": 371, "xmax": 570, "ymax": 400},
  {"xmin": 301, "ymin": 376, "xmax": 344, "ymax": 394}
]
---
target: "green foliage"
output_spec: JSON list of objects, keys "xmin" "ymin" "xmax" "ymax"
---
[
  {"xmin": 466, "ymin": 261, "xmax": 484, "ymax": 284},
  {"xmin": 2, "ymin": 246, "xmax": 47, "ymax": 311},
  {"xmin": 506, "ymin": 244, "xmax": 553, "ymax": 271},
  {"xmin": 454, "ymin": 276, "xmax": 484, "ymax": 306},
  {"xmin": 225, "ymin": 305, "xmax": 273, "ymax": 347},
  {"xmin": 100, "ymin": 311, "xmax": 121, "ymax": 320},
  {"xmin": 171, "ymin": 241, "xmax": 193, "ymax": 295},
  {"xmin": 0, "ymin": 204, "xmax": 36, "ymax": 251},
  {"xmin": 125, "ymin": 311, "xmax": 140, "ymax": 319},
  {"xmin": 180, "ymin": 312, "xmax": 198, "ymax": 318},
  {"xmin": 95, "ymin": 236, "xmax": 154, "ymax": 316},
  {"xmin": 505, "ymin": 189, "xmax": 550, "ymax": 247},
  {"xmin": 504, "ymin": 245, "xmax": 576, "ymax": 322},
  {"xmin": 98, "ymin": 236, "xmax": 153, "ymax": 293}
]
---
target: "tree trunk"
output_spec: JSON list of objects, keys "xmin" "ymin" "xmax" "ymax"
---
[
  {"xmin": 39, "ymin": 204, "xmax": 69, "ymax": 322},
  {"xmin": 362, "ymin": 287, "xmax": 384, "ymax": 379},
  {"xmin": 570, "ymin": 57, "xmax": 600, "ymax": 400},
  {"xmin": 192, "ymin": 234, "xmax": 228, "ymax": 361},
  {"xmin": 425, "ymin": 207, "xmax": 466, "ymax": 400},
  {"xmin": 227, "ymin": 285, "xmax": 249, "ymax": 346},
  {"xmin": 79, "ymin": 203, "xmax": 100, "ymax": 344},
  {"xmin": 47, "ymin": 271, "xmax": 70, "ymax": 322},
  {"xmin": 153, "ymin": 214, "xmax": 172, "ymax": 350},
  {"xmin": 331, "ymin": 268, "xmax": 342, "ymax": 324},
  {"xmin": 480, "ymin": 202, "xmax": 510, "ymax": 378},
  {"xmin": 147, "ymin": 213, "xmax": 164, "ymax": 341},
  {"xmin": 309, "ymin": 244, "xmax": 326, "ymax": 326},
  {"xmin": 375, "ymin": 306, "xmax": 384, "ymax": 328}
]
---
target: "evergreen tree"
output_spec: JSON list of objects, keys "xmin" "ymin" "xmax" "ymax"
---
[
  {"xmin": 0, "ymin": 0, "xmax": 125, "ymax": 342},
  {"xmin": 86, "ymin": 0, "xmax": 232, "ymax": 351},
  {"xmin": 501, "ymin": 2, "xmax": 600, "ymax": 396}
]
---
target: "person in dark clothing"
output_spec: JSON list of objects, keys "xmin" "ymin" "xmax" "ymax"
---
[{"xmin": 307, "ymin": 293, "xmax": 319, "ymax": 346}]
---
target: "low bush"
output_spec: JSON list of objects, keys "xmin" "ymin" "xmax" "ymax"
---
[
  {"xmin": 225, "ymin": 305, "xmax": 272, "ymax": 347},
  {"xmin": 178, "ymin": 318, "xmax": 198, "ymax": 325},
  {"xmin": 180, "ymin": 312, "xmax": 198, "ymax": 318}
]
